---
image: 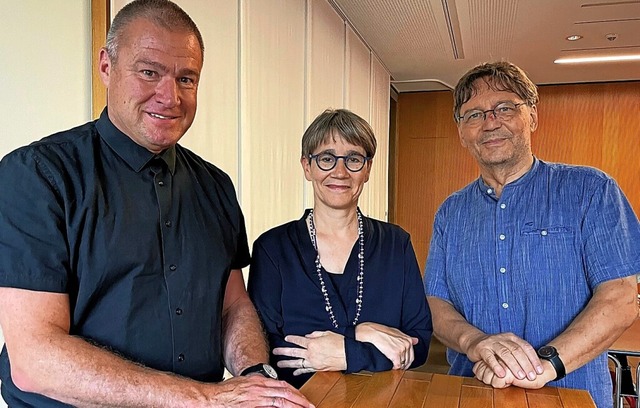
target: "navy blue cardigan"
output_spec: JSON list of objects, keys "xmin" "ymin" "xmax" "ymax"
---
[{"xmin": 248, "ymin": 210, "xmax": 433, "ymax": 388}]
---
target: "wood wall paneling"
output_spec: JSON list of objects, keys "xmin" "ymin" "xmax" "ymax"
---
[
  {"xmin": 395, "ymin": 82, "xmax": 640, "ymax": 271},
  {"xmin": 536, "ymin": 83, "xmax": 640, "ymax": 213},
  {"xmin": 603, "ymin": 83, "xmax": 640, "ymax": 205},
  {"xmin": 396, "ymin": 91, "xmax": 476, "ymax": 266},
  {"xmin": 91, "ymin": 0, "xmax": 109, "ymax": 119},
  {"xmin": 536, "ymin": 85, "xmax": 604, "ymax": 165}
]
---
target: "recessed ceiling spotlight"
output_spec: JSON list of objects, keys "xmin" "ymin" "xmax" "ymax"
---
[{"xmin": 566, "ymin": 35, "xmax": 583, "ymax": 41}]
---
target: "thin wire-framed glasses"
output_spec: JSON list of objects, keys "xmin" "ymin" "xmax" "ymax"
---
[
  {"xmin": 457, "ymin": 102, "xmax": 527, "ymax": 127},
  {"xmin": 308, "ymin": 152, "xmax": 371, "ymax": 172}
]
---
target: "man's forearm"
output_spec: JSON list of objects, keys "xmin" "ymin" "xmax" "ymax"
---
[
  {"xmin": 427, "ymin": 296, "xmax": 486, "ymax": 359},
  {"xmin": 10, "ymin": 333, "xmax": 213, "ymax": 408},
  {"xmin": 222, "ymin": 295, "xmax": 270, "ymax": 376},
  {"xmin": 0, "ymin": 288, "xmax": 218, "ymax": 407},
  {"xmin": 427, "ymin": 295, "xmax": 543, "ymax": 381},
  {"xmin": 547, "ymin": 275, "xmax": 637, "ymax": 374}
]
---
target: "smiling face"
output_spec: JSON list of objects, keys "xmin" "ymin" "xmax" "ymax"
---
[
  {"xmin": 301, "ymin": 133, "xmax": 372, "ymax": 212},
  {"xmin": 99, "ymin": 18, "xmax": 203, "ymax": 153},
  {"xmin": 457, "ymin": 78, "xmax": 538, "ymax": 171}
]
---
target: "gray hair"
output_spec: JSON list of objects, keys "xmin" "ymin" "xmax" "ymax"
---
[
  {"xmin": 453, "ymin": 61, "xmax": 538, "ymax": 122},
  {"xmin": 105, "ymin": 0, "xmax": 204, "ymax": 64},
  {"xmin": 301, "ymin": 109, "xmax": 377, "ymax": 159}
]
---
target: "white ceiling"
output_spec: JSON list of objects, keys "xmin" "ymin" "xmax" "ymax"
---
[{"xmin": 332, "ymin": 0, "xmax": 640, "ymax": 92}]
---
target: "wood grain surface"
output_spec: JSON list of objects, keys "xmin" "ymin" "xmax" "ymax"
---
[{"xmin": 300, "ymin": 371, "xmax": 595, "ymax": 407}]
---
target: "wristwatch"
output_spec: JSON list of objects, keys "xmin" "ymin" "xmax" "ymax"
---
[
  {"xmin": 537, "ymin": 345, "xmax": 566, "ymax": 381},
  {"xmin": 240, "ymin": 363, "xmax": 278, "ymax": 379}
]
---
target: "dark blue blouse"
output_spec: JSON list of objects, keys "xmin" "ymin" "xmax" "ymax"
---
[
  {"xmin": 248, "ymin": 211, "xmax": 432, "ymax": 388},
  {"xmin": 0, "ymin": 109, "xmax": 250, "ymax": 406}
]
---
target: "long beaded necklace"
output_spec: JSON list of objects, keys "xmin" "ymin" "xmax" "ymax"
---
[{"xmin": 308, "ymin": 209, "xmax": 364, "ymax": 329}]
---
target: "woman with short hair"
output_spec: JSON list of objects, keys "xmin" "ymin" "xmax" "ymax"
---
[{"xmin": 248, "ymin": 108, "xmax": 433, "ymax": 387}]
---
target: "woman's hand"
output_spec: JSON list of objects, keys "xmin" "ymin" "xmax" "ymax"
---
[
  {"xmin": 273, "ymin": 331, "xmax": 346, "ymax": 376},
  {"xmin": 355, "ymin": 322, "xmax": 418, "ymax": 369}
]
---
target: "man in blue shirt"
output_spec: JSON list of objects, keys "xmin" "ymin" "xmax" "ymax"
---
[{"xmin": 424, "ymin": 61, "xmax": 640, "ymax": 408}]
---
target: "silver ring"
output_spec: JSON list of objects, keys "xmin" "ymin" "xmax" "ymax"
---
[
  {"xmin": 400, "ymin": 359, "xmax": 406, "ymax": 365},
  {"xmin": 301, "ymin": 359, "xmax": 306, "ymax": 369}
]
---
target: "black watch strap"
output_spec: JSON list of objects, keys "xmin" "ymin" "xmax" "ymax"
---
[
  {"xmin": 537, "ymin": 346, "xmax": 566, "ymax": 381},
  {"xmin": 240, "ymin": 363, "xmax": 278, "ymax": 379}
]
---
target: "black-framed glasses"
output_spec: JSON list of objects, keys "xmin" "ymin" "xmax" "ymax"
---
[
  {"xmin": 457, "ymin": 102, "xmax": 527, "ymax": 127},
  {"xmin": 308, "ymin": 152, "xmax": 371, "ymax": 172}
]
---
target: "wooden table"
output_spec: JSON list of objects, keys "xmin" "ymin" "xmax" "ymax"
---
[
  {"xmin": 300, "ymin": 370, "xmax": 595, "ymax": 408},
  {"xmin": 608, "ymin": 318, "xmax": 640, "ymax": 408}
]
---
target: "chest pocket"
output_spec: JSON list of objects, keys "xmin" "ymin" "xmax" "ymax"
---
[
  {"xmin": 521, "ymin": 224, "xmax": 574, "ymax": 237},
  {"xmin": 519, "ymin": 223, "xmax": 580, "ymax": 295}
]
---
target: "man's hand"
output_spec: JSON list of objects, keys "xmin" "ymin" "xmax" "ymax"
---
[
  {"xmin": 355, "ymin": 322, "xmax": 418, "ymax": 370},
  {"xmin": 274, "ymin": 331, "xmax": 346, "ymax": 376},
  {"xmin": 464, "ymin": 332, "xmax": 543, "ymax": 381},
  {"xmin": 208, "ymin": 375, "xmax": 314, "ymax": 407},
  {"xmin": 472, "ymin": 360, "xmax": 516, "ymax": 388}
]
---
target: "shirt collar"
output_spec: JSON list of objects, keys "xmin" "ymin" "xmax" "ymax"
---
[
  {"xmin": 477, "ymin": 156, "xmax": 540, "ymax": 196},
  {"xmin": 95, "ymin": 108, "xmax": 176, "ymax": 174},
  {"xmin": 507, "ymin": 156, "xmax": 539, "ymax": 187}
]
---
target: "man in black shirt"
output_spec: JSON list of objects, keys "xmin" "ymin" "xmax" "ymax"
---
[{"xmin": 0, "ymin": 1, "xmax": 311, "ymax": 407}]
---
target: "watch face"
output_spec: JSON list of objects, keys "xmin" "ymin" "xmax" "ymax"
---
[
  {"xmin": 263, "ymin": 364, "xmax": 278, "ymax": 379},
  {"xmin": 538, "ymin": 346, "xmax": 556, "ymax": 358}
]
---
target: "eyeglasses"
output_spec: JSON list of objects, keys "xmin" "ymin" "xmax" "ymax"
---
[
  {"xmin": 308, "ymin": 152, "xmax": 371, "ymax": 172},
  {"xmin": 457, "ymin": 102, "xmax": 527, "ymax": 127}
]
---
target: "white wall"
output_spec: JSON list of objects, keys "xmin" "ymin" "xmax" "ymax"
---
[
  {"xmin": 0, "ymin": 1, "xmax": 92, "ymax": 157},
  {"xmin": 0, "ymin": 0, "xmax": 389, "ymax": 403}
]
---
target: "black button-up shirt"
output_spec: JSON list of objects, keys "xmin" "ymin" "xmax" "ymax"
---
[{"xmin": 0, "ymin": 109, "xmax": 250, "ymax": 406}]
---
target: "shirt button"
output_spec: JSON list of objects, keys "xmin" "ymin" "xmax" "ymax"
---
[
  {"xmin": 541, "ymin": 230, "xmax": 548, "ymax": 236},
  {"xmin": 158, "ymin": 180, "xmax": 165, "ymax": 186},
  {"xmin": 502, "ymin": 302, "xmax": 509, "ymax": 309},
  {"xmin": 165, "ymin": 220, "xmax": 172, "ymax": 227},
  {"xmin": 177, "ymin": 354, "xmax": 185, "ymax": 362},
  {"xmin": 500, "ymin": 203, "xmax": 506, "ymax": 209},
  {"xmin": 487, "ymin": 188, "xmax": 493, "ymax": 194},
  {"xmin": 169, "ymin": 264, "xmax": 177, "ymax": 271},
  {"xmin": 499, "ymin": 234, "xmax": 506, "ymax": 241},
  {"xmin": 500, "ymin": 267, "xmax": 506, "ymax": 273},
  {"xmin": 175, "ymin": 308, "xmax": 183, "ymax": 315}
]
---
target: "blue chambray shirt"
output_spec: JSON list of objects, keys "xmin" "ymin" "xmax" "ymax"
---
[{"xmin": 425, "ymin": 157, "xmax": 640, "ymax": 408}]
